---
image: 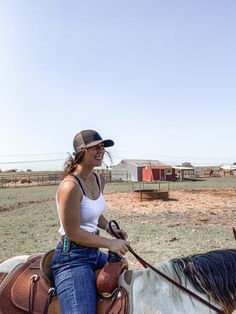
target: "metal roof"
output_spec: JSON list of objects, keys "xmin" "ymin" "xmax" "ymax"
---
[
  {"xmin": 174, "ymin": 166, "xmax": 195, "ymax": 170},
  {"xmin": 147, "ymin": 165, "xmax": 174, "ymax": 169},
  {"xmin": 121, "ymin": 159, "xmax": 162, "ymax": 167}
]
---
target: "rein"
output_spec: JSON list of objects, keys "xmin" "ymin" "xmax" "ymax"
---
[{"xmin": 109, "ymin": 220, "xmax": 223, "ymax": 314}]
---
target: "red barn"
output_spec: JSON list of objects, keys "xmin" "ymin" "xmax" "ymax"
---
[{"xmin": 142, "ymin": 165, "xmax": 175, "ymax": 182}]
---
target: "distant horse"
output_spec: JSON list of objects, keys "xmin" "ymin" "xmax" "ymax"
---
[
  {"xmin": 219, "ymin": 167, "xmax": 235, "ymax": 176},
  {"xmin": 208, "ymin": 169, "xmax": 214, "ymax": 176},
  {"xmin": 1, "ymin": 249, "xmax": 236, "ymax": 313}
]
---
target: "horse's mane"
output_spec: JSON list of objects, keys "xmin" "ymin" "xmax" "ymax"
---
[{"xmin": 171, "ymin": 249, "xmax": 236, "ymax": 313}]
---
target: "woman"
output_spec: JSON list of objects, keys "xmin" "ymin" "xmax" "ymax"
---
[{"xmin": 51, "ymin": 129, "xmax": 129, "ymax": 314}]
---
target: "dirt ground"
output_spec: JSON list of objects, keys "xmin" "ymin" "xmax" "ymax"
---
[
  {"xmin": 103, "ymin": 189, "xmax": 236, "ymax": 268},
  {"xmin": 105, "ymin": 189, "xmax": 236, "ymax": 225}
]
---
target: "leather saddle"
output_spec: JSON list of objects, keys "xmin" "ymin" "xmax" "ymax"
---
[
  {"xmin": 0, "ymin": 273, "xmax": 8, "ymax": 286},
  {"xmin": 0, "ymin": 250, "xmax": 129, "ymax": 314},
  {"xmin": 0, "ymin": 251, "xmax": 59, "ymax": 314},
  {"xmin": 96, "ymin": 252, "xmax": 129, "ymax": 314}
]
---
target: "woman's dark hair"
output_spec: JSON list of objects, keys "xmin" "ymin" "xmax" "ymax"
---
[
  {"xmin": 62, "ymin": 149, "xmax": 113, "ymax": 178},
  {"xmin": 63, "ymin": 150, "xmax": 85, "ymax": 178}
]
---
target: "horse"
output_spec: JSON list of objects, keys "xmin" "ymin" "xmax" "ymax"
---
[
  {"xmin": 208, "ymin": 169, "xmax": 214, "ymax": 176},
  {"xmin": 120, "ymin": 249, "xmax": 236, "ymax": 314},
  {"xmin": 1, "ymin": 248, "xmax": 236, "ymax": 314},
  {"xmin": 219, "ymin": 166, "xmax": 236, "ymax": 176}
]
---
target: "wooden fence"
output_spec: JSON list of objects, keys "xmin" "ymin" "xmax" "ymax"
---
[
  {"xmin": 0, "ymin": 171, "xmax": 63, "ymax": 188},
  {"xmin": 0, "ymin": 170, "xmax": 126, "ymax": 188}
]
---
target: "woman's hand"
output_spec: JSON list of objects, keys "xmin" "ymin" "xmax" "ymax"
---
[{"xmin": 108, "ymin": 239, "xmax": 130, "ymax": 256}]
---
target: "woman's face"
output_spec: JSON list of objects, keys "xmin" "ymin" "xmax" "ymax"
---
[{"xmin": 83, "ymin": 143, "xmax": 105, "ymax": 167}]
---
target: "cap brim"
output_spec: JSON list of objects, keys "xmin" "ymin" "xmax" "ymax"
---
[{"xmin": 85, "ymin": 139, "xmax": 114, "ymax": 148}]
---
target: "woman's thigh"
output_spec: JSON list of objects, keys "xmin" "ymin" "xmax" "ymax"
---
[
  {"xmin": 52, "ymin": 245, "xmax": 98, "ymax": 314},
  {"xmin": 95, "ymin": 250, "xmax": 108, "ymax": 270},
  {"xmin": 55, "ymin": 264, "xmax": 96, "ymax": 314}
]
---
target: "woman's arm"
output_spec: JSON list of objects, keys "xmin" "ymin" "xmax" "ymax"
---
[{"xmin": 98, "ymin": 214, "xmax": 109, "ymax": 231}]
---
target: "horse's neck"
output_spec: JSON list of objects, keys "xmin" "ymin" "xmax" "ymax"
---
[{"xmin": 120, "ymin": 261, "xmax": 218, "ymax": 314}]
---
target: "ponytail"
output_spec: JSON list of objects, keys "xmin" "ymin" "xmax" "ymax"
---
[{"xmin": 63, "ymin": 150, "xmax": 85, "ymax": 178}]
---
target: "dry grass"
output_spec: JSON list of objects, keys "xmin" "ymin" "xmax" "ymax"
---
[{"xmin": 0, "ymin": 177, "xmax": 236, "ymax": 268}]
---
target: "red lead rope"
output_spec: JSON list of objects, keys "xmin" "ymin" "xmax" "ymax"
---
[{"xmin": 108, "ymin": 220, "xmax": 223, "ymax": 314}]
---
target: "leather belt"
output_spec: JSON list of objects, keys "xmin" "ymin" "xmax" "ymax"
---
[{"xmin": 61, "ymin": 230, "xmax": 100, "ymax": 252}]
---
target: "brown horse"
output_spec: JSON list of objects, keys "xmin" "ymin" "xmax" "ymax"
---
[
  {"xmin": 208, "ymin": 169, "xmax": 214, "ymax": 176},
  {"xmin": 219, "ymin": 167, "xmax": 235, "ymax": 176}
]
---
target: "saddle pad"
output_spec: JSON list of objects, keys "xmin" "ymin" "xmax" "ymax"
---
[
  {"xmin": 0, "ymin": 261, "xmax": 27, "ymax": 290},
  {"xmin": 0, "ymin": 254, "xmax": 57, "ymax": 314}
]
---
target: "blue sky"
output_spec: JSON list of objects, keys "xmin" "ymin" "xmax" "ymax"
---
[{"xmin": 0, "ymin": 0, "xmax": 236, "ymax": 171}]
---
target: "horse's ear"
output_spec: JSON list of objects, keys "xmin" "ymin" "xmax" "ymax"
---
[{"xmin": 233, "ymin": 227, "xmax": 236, "ymax": 241}]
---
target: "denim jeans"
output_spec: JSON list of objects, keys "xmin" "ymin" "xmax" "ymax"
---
[{"xmin": 51, "ymin": 242, "xmax": 108, "ymax": 314}]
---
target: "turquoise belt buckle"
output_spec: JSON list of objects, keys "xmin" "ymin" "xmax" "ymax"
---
[{"xmin": 63, "ymin": 235, "xmax": 70, "ymax": 253}]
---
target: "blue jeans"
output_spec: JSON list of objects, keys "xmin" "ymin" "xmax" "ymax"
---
[{"xmin": 51, "ymin": 242, "xmax": 108, "ymax": 314}]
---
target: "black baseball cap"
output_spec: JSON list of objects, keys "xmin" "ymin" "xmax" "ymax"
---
[{"xmin": 73, "ymin": 130, "xmax": 114, "ymax": 154}]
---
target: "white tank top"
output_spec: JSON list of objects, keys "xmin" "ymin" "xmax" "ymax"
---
[{"xmin": 56, "ymin": 174, "xmax": 106, "ymax": 236}]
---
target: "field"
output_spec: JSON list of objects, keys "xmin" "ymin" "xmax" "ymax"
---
[{"xmin": 0, "ymin": 177, "xmax": 236, "ymax": 269}]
